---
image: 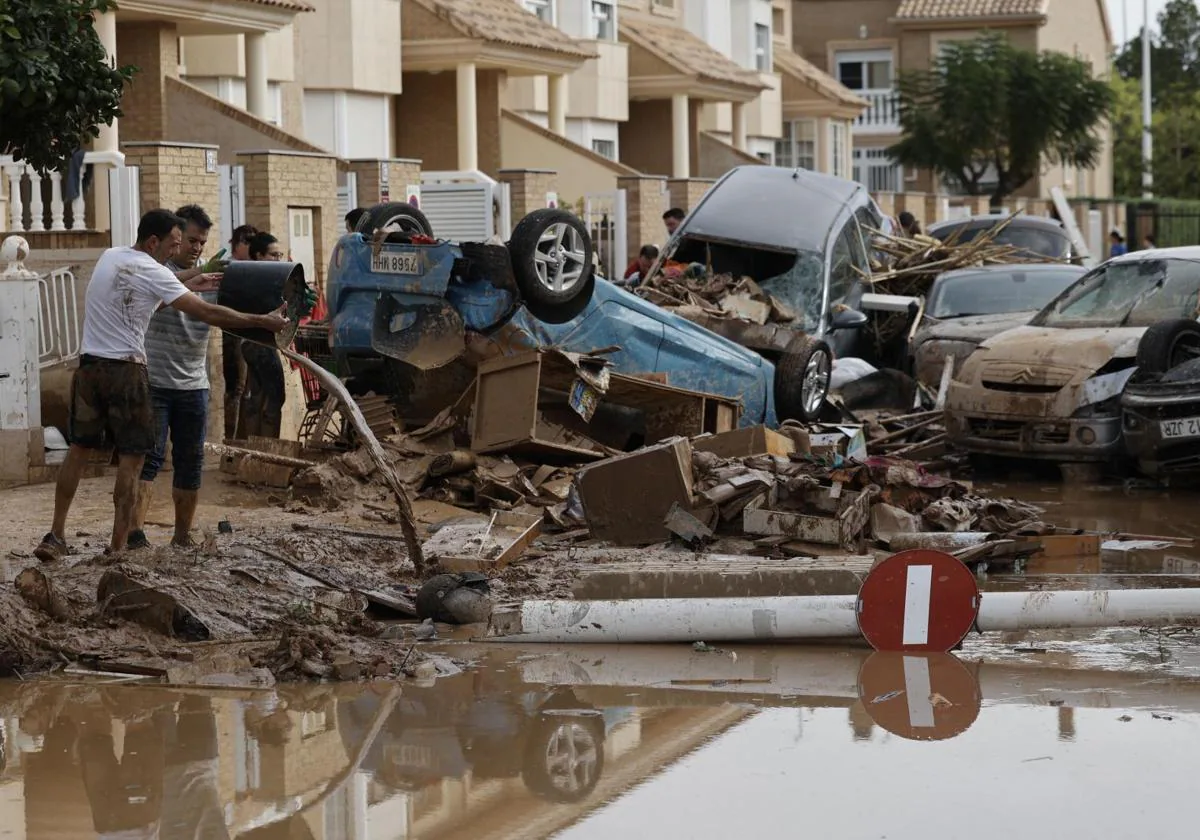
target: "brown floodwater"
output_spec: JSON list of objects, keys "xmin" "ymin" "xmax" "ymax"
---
[{"xmin": 1, "ymin": 644, "xmax": 1199, "ymax": 840}]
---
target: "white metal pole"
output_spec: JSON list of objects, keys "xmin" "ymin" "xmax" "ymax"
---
[{"xmin": 1141, "ymin": 0, "xmax": 1153, "ymax": 198}]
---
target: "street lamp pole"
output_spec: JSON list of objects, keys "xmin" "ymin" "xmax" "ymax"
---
[{"xmin": 1142, "ymin": 0, "xmax": 1154, "ymax": 199}]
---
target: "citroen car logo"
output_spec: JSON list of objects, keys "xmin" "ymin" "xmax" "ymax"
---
[{"xmin": 1012, "ymin": 367, "xmax": 1035, "ymax": 383}]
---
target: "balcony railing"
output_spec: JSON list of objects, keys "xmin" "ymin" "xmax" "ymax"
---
[
  {"xmin": 854, "ymin": 90, "xmax": 899, "ymax": 135},
  {"xmin": 1, "ymin": 152, "xmax": 108, "ymax": 233}
]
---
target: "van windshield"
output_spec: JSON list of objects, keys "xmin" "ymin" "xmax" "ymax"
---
[
  {"xmin": 1033, "ymin": 258, "xmax": 1200, "ymax": 328},
  {"xmin": 757, "ymin": 251, "xmax": 827, "ymax": 332}
]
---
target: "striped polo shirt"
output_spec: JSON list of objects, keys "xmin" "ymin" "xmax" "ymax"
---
[{"xmin": 144, "ymin": 260, "xmax": 216, "ymax": 390}]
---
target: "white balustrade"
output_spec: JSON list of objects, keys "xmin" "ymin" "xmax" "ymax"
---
[
  {"xmin": 0, "ymin": 153, "xmax": 108, "ymax": 234},
  {"xmin": 854, "ymin": 90, "xmax": 900, "ymax": 135}
]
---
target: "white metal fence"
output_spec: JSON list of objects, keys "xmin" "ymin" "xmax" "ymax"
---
[
  {"xmin": 38, "ymin": 267, "xmax": 83, "ymax": 369},
  {"xmin": 420, "ymin": 170, "xmax": 512, "ymax": 242},
  {"xmin": 583, "ymin": 189, "xmax": 628, "ymax": 280}
]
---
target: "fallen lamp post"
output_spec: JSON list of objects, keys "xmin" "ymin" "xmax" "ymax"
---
[{"xmin": 486, "ymin": 549, "xmax": 1200, "ymax": 652}]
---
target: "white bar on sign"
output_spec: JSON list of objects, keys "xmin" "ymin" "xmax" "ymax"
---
[
  {"xmin": 902, "ymin": 656, "xmax": 936, "ymax": 728},
  {"xmin": 902, "ymin": 564, "xmax": 933, "ymax": 646}
]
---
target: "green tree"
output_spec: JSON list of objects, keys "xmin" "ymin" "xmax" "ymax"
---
[
  {"xmin": 0, "ymin": 0, "xmax": 135, "ymax": 173},
  {"xmin": 1110, "ymin": 74, "xmax": 1145, "ymax": 197},
  {"xmin": 887, "ymin": 33, "xmax": 1112, "ymax": 204},
  {"xmin": 1115, "ymin": 0, "xmax": 1200, "ymax": 106}
]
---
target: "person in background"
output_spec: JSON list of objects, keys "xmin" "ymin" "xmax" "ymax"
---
[
  {"xmin": 621, "ymin": 244, "xmax": 659, "ymax": 286},
  {"xmin": 345, "ymin": 207, "xmax": 367, "ymax": 234},
  {"xmin": 230, "ymin": 224, "xmax": 258, "ymax": 261},
  {"xmin": 1143, "ymin": 233, "xmax": 1157, "ymax": 250},
  {"xmin": 663, "ymin": 208, "xmax": 685, "ymax": 236},
  {"xmin": 34, "ymin": 210, "xmax": 288, "ymax": 563},
  {"xmin": 249, "ymin": 232, "xmax": 286, "ymax": 261},
  {"xmin": 129, "ymin": 205, "xmax": 226, "ymax": 551},
  {"xmin": 898, "ymin": 211, "xmax": 921, "ymax": 237},
  {"xmin": 1110, "ymin": 228, "xmax": 1128, "ymax": 258}
]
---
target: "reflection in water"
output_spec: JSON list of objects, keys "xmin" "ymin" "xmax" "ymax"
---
[{"xmin": 2, "ymin": 646, "xmax": 1200, "ymax": 839}]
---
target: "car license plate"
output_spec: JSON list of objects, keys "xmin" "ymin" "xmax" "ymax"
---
[
  {"xmin": 371, "ymin": 251, "xmax": 420, "ymax": 274},
  {"xmin": 1160, "ymin": 417, "xmax": 1200, "ymax": 439}
]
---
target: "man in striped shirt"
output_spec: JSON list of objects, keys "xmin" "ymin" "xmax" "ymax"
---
[{"xmin": 128, "ymin": 204, "xmax": 227, "ymax": 549}]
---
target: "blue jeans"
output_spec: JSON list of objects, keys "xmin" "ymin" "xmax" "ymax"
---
[{"xmin": 139, "ymin": 387, "xmax": 209, "ymax": 490}]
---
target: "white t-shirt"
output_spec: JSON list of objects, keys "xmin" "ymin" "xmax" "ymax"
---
[{"xmin": 80, "ymin": 247, "xmax": 191, "ymax": 364}]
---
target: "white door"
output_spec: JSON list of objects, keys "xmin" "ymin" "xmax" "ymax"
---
[
  {"xmin": 288, "ymin": 207, "xmax": 316, "ymax": 287},
  {"xmin": 218, "ymin": 165, "xmax": 245, "ymax": 254}
]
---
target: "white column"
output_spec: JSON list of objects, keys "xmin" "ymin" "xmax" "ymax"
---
[
  {"xmin": 456, "ymin": 62, "xmax": 479, "ymax": 172},
  {"xmin": 94, "ymin": 11, "xmax": 119, "ymax": 153},
  {"xmin": 732, "ymin": 102, "xmax": 748, "ymax": 152},
  {"xmin": 49, "ymin": 172, "xmax": 66, "ymax": 231},
  {"xmin": 245, "ymin": 33, "xmax": 270, "ymax": 120},
  {"xmin": 5, "ymin": 165, "xmax": 23, "ymax": 232},
  {"xmin": 548, "ymin": 74, "xmax": 568, "ymax": 136},
  {"xmin": 27, "ymin": 170, "xmax": 44, "ymax": 232},
  {"xmin": 671, "ymin": 93, "xmax": 690, "ymax": 179}
]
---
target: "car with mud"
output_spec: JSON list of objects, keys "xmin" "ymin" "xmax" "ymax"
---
[
  {"xmin": 321, "ymin": 201, "xmax": 799, "ymax": 428},
  {"xmin": 927, "ymin": 214, "xmax": 1079, "ymax": 262},
  {"xmin": 909, "ymin": 263, "xmax": 1087, "ymax": 389},
  {"xmin": 641, "ymin": 165, "xmax": 900, "ymax": 412},
  {"xmin": 1120, "ymin": 319, "xmax": 1200, "ymax": 475},
  {"xmin": 944, "ymin": 248, "xmax": 1200, "ymax": 472}
]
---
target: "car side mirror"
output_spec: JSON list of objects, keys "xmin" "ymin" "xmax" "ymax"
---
[{"xmin": 830, "ymin": 308, "xmax": 869, "ymax": 331}]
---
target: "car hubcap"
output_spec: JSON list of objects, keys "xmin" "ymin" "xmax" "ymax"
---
[
  {"xmin": 533, "ymin": 223, "xmax": 587, "ymax": 294},
  {"xmin": 542, "ymin": 722, "xmax": 599, "ymax": 795},
  {"xmin": 802, "ymin": 350, "xmax": 831, "ymax": 416}
]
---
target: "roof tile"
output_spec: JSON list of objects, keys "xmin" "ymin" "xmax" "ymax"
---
[
  {"xmin": 410, "ymin": 0, "xmax": 597, "ymax": 58},
  {"xmin": 237, "ymin": 0, "xmax": 314, "ymax": 12},
  {"xmin": 620, "ymin": 18, "xmax": 766, "ymax": 90},
  {"xmin": 894, "ymin": 0, "xmax": 1047, "ymax": 19}
]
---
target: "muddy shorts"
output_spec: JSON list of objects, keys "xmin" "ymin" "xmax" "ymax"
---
[{"xmin": 68, "ymin": 355, "xmax": 156, "ymax": 455}]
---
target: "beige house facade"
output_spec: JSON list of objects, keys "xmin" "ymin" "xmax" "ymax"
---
[{"xmin": 790, "ymin": 0, "xmax": 1114, "ymax": 199}]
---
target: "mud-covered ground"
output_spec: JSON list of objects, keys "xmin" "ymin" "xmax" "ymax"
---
[{"xmin": 0, "ymin": 469, "xmax": 577, "ymax": 684}]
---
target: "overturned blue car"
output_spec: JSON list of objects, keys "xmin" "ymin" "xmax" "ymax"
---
[{"xmin": 321, "ymin": 195, "xmax": 831, "ymax": 429}]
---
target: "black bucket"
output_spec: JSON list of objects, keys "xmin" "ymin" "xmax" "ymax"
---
[{"xmin": 217, "ymin": 261, "xmax": 307, "ymax": 349}]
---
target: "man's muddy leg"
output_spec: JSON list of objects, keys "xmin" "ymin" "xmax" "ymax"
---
[
  {"xmin": 50, "ymin": 444, "xmax": 90, "ymax": 541},
  {"xmin": 110, "ymin": 454, "xmax": 147, "ymax": 555}
]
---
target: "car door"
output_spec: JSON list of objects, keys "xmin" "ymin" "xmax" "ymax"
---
[{"xmin": 824, "ymin": 214, "xmax": 871, "ymax": 357}]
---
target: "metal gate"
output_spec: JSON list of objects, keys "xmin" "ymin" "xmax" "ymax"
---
[
  {"xmin": 1126, "ymin": 200, "xmax": 1200, "ymax": 249},
  {"xmin": 218, "ymin": 164, "xmax": 246, "ymax": 250},
  {"xmin": 583, "ymin": 189, "xmax": 627, "ymax": 281}
]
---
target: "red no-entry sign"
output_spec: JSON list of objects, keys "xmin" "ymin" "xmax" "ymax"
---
[
  {"xmin": 856, "ymin": 549, "xmax": 980, "ymax": 652},
  {"xmin": 857, "ymin": 652, "xmax": 982, "ymax": 741}
]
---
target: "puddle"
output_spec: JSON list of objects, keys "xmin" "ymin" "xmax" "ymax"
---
[{"xmin": 1, "ymin": 645, "xmax": 1198, "ymax": 838}]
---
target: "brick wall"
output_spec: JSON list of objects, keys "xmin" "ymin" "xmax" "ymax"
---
[
  {"xmin": 122, "ymin": 143, "xmax": 221, "ymax": 227},
  {"xmin": 347, "ymin": 158, "xmax": 422, "ymax": 207},
  {"xmin": 499, "ymin": 169, "xmax": 558, "ymax": 223},
  {"xmin": 116, "ymin": 22, "xmax": 179, "ymax": 142},
  {"xmin": 238, "ymin": 150, "xmax": 339, "ymax": 290},
  {"xmin": 667, "ymin": 178, "xmax": 713, "ymax": 213},
  {"xmin": 618, "ymin": 174, "xmax": 668, "ymax": 259}
]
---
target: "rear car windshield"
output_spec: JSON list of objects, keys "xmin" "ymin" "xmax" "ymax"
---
[
  {"xmin": 934, "ymin": 223, "xmax": 1071, "ymax": 260},
  {"xmin": 929, "ymin": 268, "xmax": 1084, "ymax": 318},
  {"xmin": 1033, "ymin": 258, "xmax": 1200, "ymax": 328}
]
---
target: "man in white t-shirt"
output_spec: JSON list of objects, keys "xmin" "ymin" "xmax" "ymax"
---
[{"xmin": 34, "ymin": 208, "xmax": 290, "ymax": 563}]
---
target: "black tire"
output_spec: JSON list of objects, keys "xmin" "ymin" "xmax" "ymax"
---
[
  {"xmin": 1135, "ymin": 319, "xmax": 1200, "ymax": 375},
  {"xmin": 355, "ymin": 201, "xmax": 434, "ymax": 238},
  {"xmin": 775, "ymin": 334, "xmax": 833, "ymax": 423},
  {"xmin": 508, "ymin": 209, "xmax": 595, "ymax": 311}
]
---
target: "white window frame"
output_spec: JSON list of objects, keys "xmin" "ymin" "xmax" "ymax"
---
[
  {"xmin": 852, "ymin": 146, "xmax": 903, "ymax": 192},
  {"xmin": 834, "ymin": 48, "xmax": 894, "ymax": 93},
  {"xmin": 775, "ymin": 118, "xmax": 817, "ymax": 171},
  {"xmin": 591, "ymin": 0, "xmax": 616, "ymax": 40},
  {"xmin": 754, "ymin": 23, "xmax": 771, "ymax": 73},
  {"xmin": 524, "ymin": 0, "xmax": 555, "ymax": 25},
  {"xmin": 591, "ymin": 138, "xmax": 616, "ymax": 159}
]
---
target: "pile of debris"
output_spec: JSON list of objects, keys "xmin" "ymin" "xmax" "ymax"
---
[{"xmin": 637, "ymin": 269, "xmax": 802, "ymax": 330}]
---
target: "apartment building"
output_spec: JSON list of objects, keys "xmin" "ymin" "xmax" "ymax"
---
[{"xmin": 790, "ymin": 0, "xmax": 1114, "ymax": 198}]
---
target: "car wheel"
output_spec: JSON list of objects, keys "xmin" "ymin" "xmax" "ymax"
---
[
  {"xmin": 508, "ymin": 209, "xmax": 595, "ymax": 314},
  {"xmin": 355, "ymin": 202, "xmax": 434, "ymax": 238},
  {"xmin": 1135, "ymin": 319, "xmax": 1200, "ymax": 376},
  {"xmin": 775, "ymin": 335, "xmax": 832, "ymax": 422}
]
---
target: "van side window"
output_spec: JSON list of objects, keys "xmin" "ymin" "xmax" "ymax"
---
[{"xmin": 830, "ymin": 218, "xmax": 868, "ymax": 306}]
